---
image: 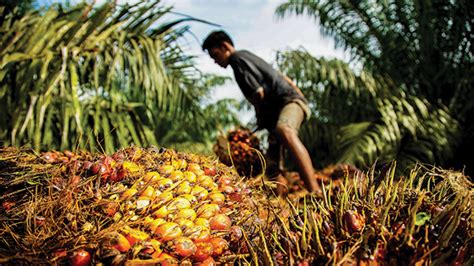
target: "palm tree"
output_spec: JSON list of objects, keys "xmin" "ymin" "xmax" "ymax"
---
[
  {"xmin": 275, "ymin": 0, "xmax": 472, "ymax": 173},
  {"xmin": 0, "ymin": 1, "xmax": 233, "ymax": 154}
]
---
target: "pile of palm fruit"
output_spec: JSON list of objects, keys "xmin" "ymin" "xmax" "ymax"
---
[
  {"xmin": 0, "ymin": 146, "xmax": 253, "ymax": 265},
  {"xmin": 213, "ymin": 128, "xmax": 263, "ymax": 177},
  {"xmin": 0, "ymin": 146, "xmax": 473, "ymax": 265}
]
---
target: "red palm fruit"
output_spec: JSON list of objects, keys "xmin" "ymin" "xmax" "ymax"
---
[
  {"xmin": 170, "ymin": 236, "xmax": 197, "ymax": 258},
  {"xmin": 209, "ymin": 214, "xmax": 232, "ymax": 231},
  {"xmin": 184, "ymin": 226, "xmax": 211, "ymax": 243},
  {"xmin": 203, "ymin": 166, "xmax": 217, "ymax": 176},
  {"xmin": 209, "ymin": 237, "xmax": 228, "ymax": 256},
  {"xmin": 103, "ymin": 232, "xmax": 131, "ymax": 252},
  {"xmin": 193, "ymin": 242, "xmax": 213, "ymax": 262},
  {"xmin": 69, "ymin": 249, "xmax": 91, "ymax": 266}
]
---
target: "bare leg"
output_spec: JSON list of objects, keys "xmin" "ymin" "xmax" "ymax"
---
[{"xmin": 275, "ymin": 124, "xmax": 322, "ymax": 195}]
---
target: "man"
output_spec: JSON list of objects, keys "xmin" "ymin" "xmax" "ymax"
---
[{"xmin": 202, "ymin": 30, "xmax": 322, "ymax": 195}]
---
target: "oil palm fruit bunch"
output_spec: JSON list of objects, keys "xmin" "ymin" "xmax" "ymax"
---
[
  {"xmin": 0, "ymin": 146, "xmax": 252, "ymax": 265},
  {"xmin": 214, "ymin": 127, "xmax": 263, "ymax": 177}
]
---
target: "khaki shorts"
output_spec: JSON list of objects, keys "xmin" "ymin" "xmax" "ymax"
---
[
  {"xmin": 266, "ymin": 100, "xmax": 311, "ymax": 178},
  {"xmin": 276, "ymin": 100, "xmax": 311, "ymax": 132}
]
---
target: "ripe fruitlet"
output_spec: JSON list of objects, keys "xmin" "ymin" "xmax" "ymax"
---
[
  {"xmin": 169, "ymin": 170, "xmax": 184, "ymax": 181},
  {"xmin": 144, "ymin": 171, "xmax": 161, "ymax": 183},
  {"xmin": 209, "ymin": 214, "xmax": 232, "ymax": 231},
  {"xmin": 187, "ymin": 163, "xmax": 202, "ymax": 173},
  {"xmin": 69, "ymin": 249, "xmax": 91, "ymax": 266},
  {"xmin": 191, "ymin": 185, "xmax": 208, "ymax": 200},
  {"xmin": 155, "ymin": 191, "xmax": 172, "ymax": 203},
  {"xmin": 193, "ymin": 242, "xmax": 213, "ymax": 262},
  {"xmin": 158, "ymin": 165, "xmax": 175, "ymax": 175},
  {"xmin": 103, "ymin": 232, "xmax": 131, "ymax": 252},
  {"xmin": 121, "ymin": 188, "xmax": 138, "ymax": 199},
  {"xmin": 176, "ymin": 208, "xmax": 197, "ymax": 221},
  {"xmin": 148, "ymin": 218, "xmax": 166, "ymax": 232},
  {"xmin": 155, "ymin": 222, "xmax": 182, "ymax": 241},
  {"xmin": 171, "ymin": 236, "xmax": 197, "ymax": 258},
  {"xmin": 179, "ymin": 194, "xmax": 197, "ymax": 204},
  {"xmin": 167, "ymin": 197, "xmax": 191, "ymax": 211},
  {"xmin": 153, "ymin": 206, "xmax": 170, "ymax": 219},
  {"xmin": 122, "ymin": 161, "xmax": 140, "ymax": 173},
  {"xmin": 175, "ymin": 181, "xmax": 192, "ymax": 195},
  {"xmin": 175, "ymin": 219, "xmax": 194, "ymax": 230},
  {"xmin": 184, "ymin": 225, "xmax": 211, "ymax": 243},
  {"xmin": 123, "ymin": 227, "xmax": 149, "ymax": 246},
  {"xmin": 194, "ymin": 218, "xmax": 210, "ymax": 228},
  {"xmin": 157, "ymin": 178, "xmax": 173, "ymax": 190},
  {"xmin": 196, "ymin": 204, "xmax": 220, "ymax": 219},
  {"xmin": 203, "ymin": 166, "xmax": 217, "ymax": 176},
  {"xmin": 208, "ymin": 192, "xmax": 225, "ymax": 206},
  {"xmin": 209, "ymin": 237, "xmax": 228, "ymax": 256},
  {"xmin": 183, "ymin": 171, "xmax": 197, "ymax": 183}
]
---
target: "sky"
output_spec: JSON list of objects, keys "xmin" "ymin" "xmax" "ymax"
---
[{"xmin": 37, "ymin": 0, "xmax": 350, "ymax": 123}]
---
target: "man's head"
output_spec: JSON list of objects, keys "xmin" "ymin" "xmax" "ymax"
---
[{"xmin": 202, "ymin": 30, "xmax": 235, "ymax": 68}]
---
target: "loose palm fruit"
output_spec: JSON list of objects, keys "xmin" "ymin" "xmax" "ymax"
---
[
  {"xmin": 102, "ymin": 232, "xmax": 131, "ymax": 252},
  {"xmin": 183, "ymin": 171, "xmax": 197, "ymax": 183},
  {"xmin": 209, "ymin": 214, "xmax": 232, "ymax": 231},
  {"xmin": 157, "ymin": 178, "xmax": 173, "ymax": 190},
  {"xmin": 196, "ymin": 204, "xmax": 220, "ymax": 219},
  {"xmin": 156, "ymin": 191, "xmax": 173, "ymax": 203},
  {"xmin": 155, "ymin": 222, "xmax": 182, "ymax": 242},
  {"xmin": 140, "ymin": 186, "xmax": 155, "ymax": 198},
  {"xmin": 121, "ymin": 188, "xmax": 138, "ymax": 200},
  {"xmin": 209, "ymin": 237, "xmax": 228, "ymax": 256},
  {"xmin": 175, "ymin": 181, "xmax": 192, "ymax": 195},
  {"xmin": 184, "ymin": 225, "xmax": 211, "ymax": 243},
  {"xmin": 175, "ymin": 219, "xmax": 194, "ymax": 230},
  {"xmin": 179, "ymin": 194, "xmax": 197, "ymax": 205},
  {"xmin": 123, "ymin": 226, "xmax": 150, "ymax": 246},
  {"xmin": 158, "ymin": 165, "xmax": 175, "ymax": 176},
  {"xmin": 148, "ymin": 218, "xmax": 166, "ymax": 233},
  {"xmin": 143, "ymin": 171, "xmax": 161, "ymax": 183},
  {"xmin": 194, "ymin": 218, "xmax": 210, "ymax": 228},
  {"xmin": 69, "ymin": 249, "xmax": 91, "ymax": 266},
  {"xmin": 175, "ymin": 208, "xmax": 197, "ymax": 221},
  {"xmin": 191, "ymin": 185, "xmax": 208, "ymax": 200},
  {"xmin": 208, "ymin": 192, "xmax": 226, "ymax": 206},
  {"xmin": 170, "ymin": 236, "xmax": 197, "ymax": 258},
  {"xmin": 168, "ymin": 170, "xmax": 184, "ymax": 182},
  {"xmin": 153, "ymin": 206, "xmax": 170, "ymax": 219},
  {"xmin": 198, "ymin": 175, "xmax": 217, "ymax": 190},
  {"xmin": 167, "ymin": 197, "xmax": 191, "ymax": 211},
  {"xmin": 187, "ymin": 163, "xmax": 202, "ymax": 174},
  {"xmin": 193, "ymin": 242, "xmax": 213, "ymax": 262}
]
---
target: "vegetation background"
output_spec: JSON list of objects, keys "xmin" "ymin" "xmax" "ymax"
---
[{"xmin": 1, "ymin": 0, "xmax": 472, "ymax": 176}]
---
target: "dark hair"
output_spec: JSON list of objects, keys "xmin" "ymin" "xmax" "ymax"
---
[{"xmin": 202, "ymin": 30, "xmax": 234, "ymax": 51}]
